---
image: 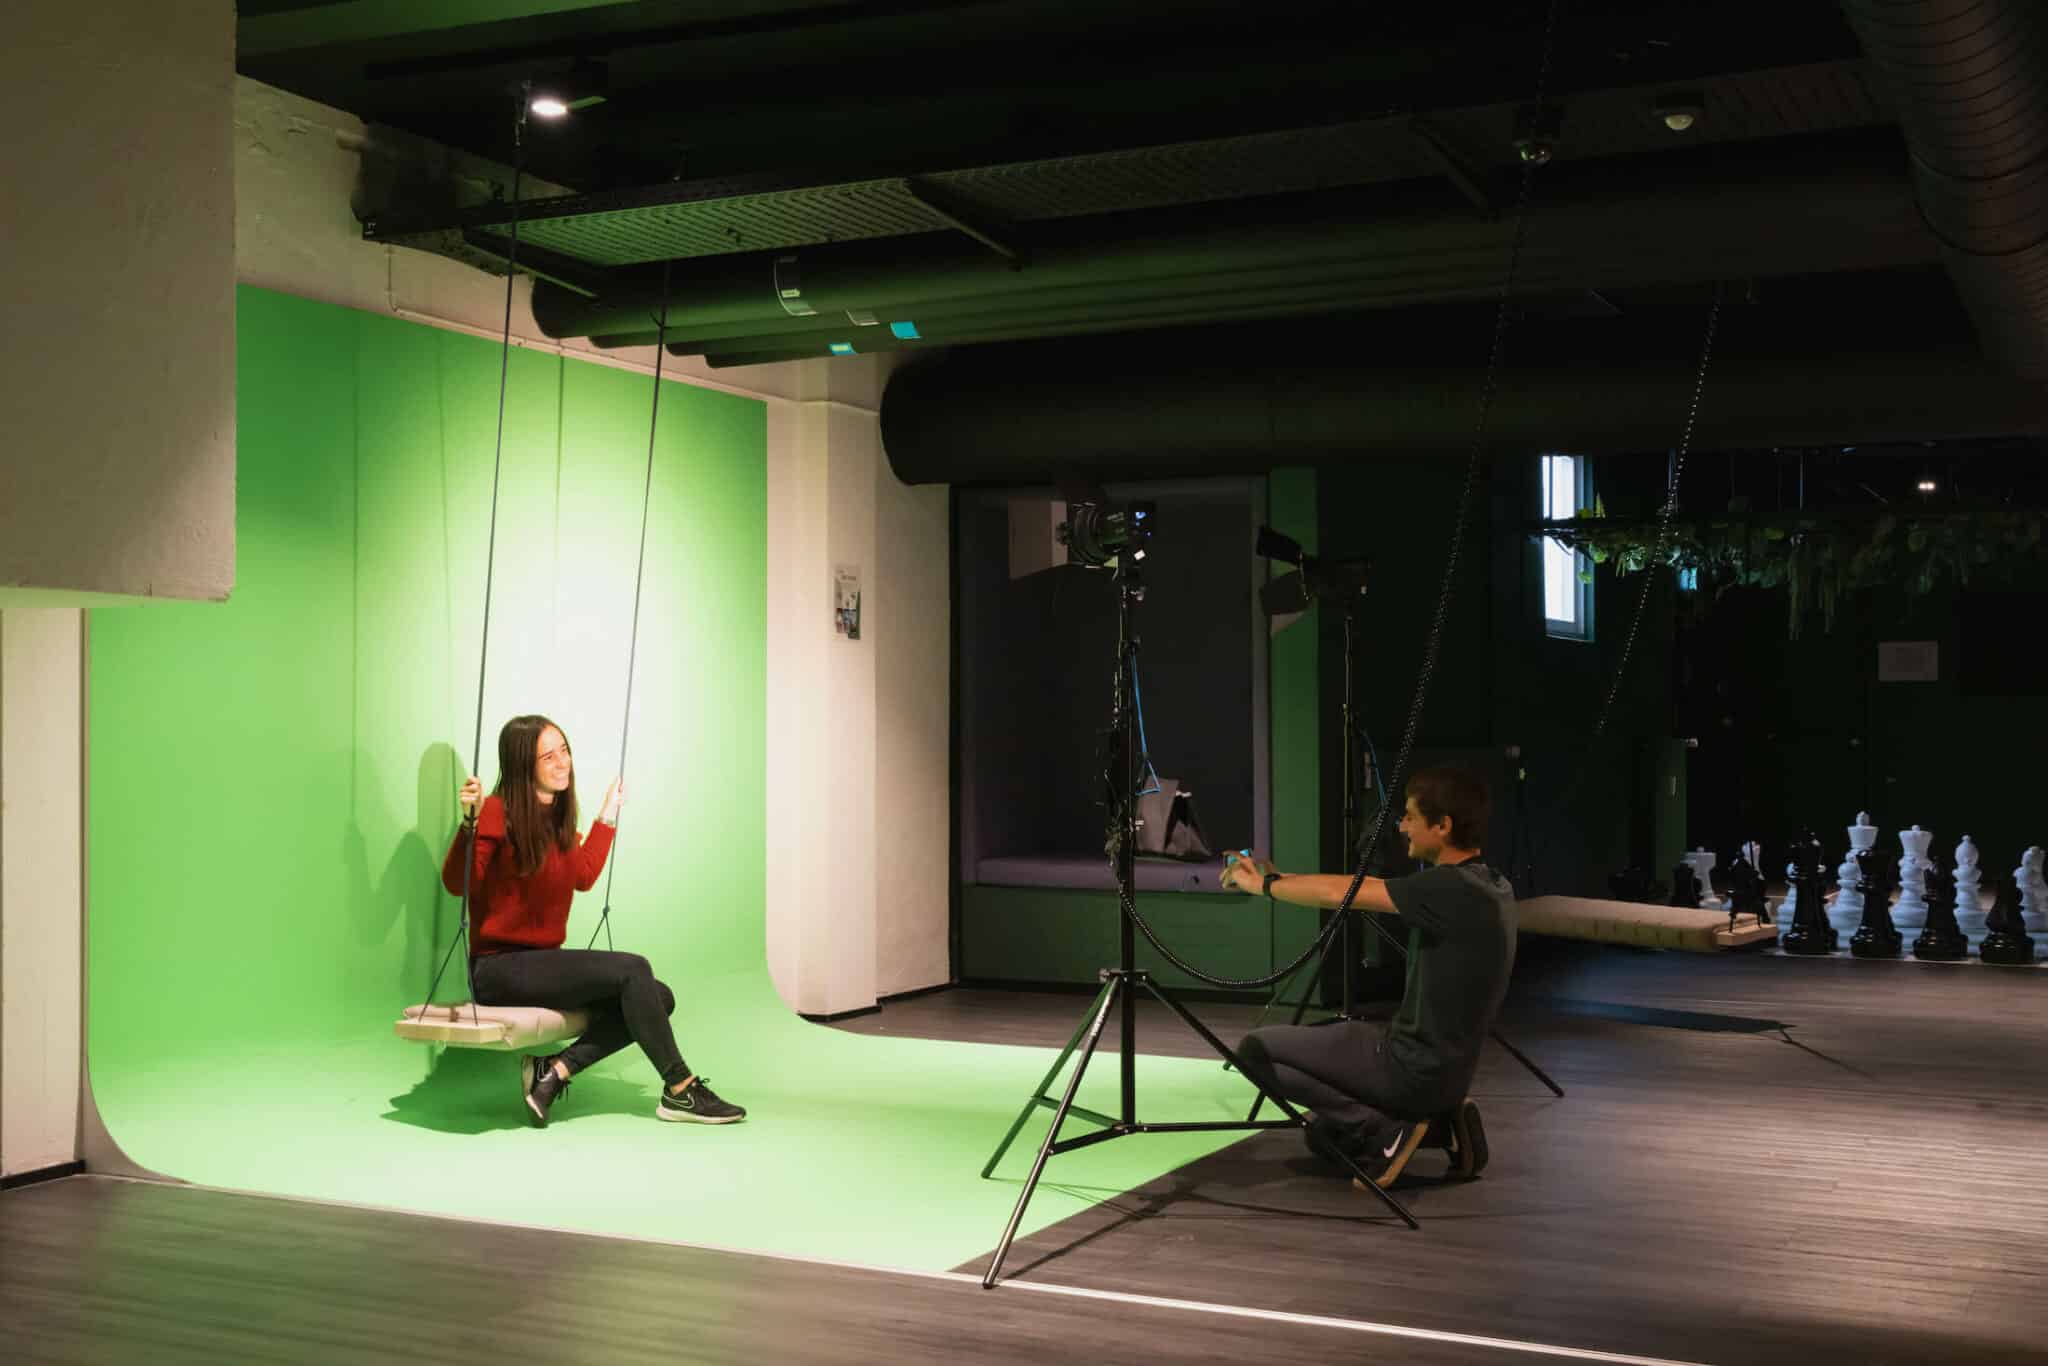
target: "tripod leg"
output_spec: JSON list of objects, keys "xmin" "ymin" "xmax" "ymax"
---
[
  {"xmin": 1141, "ymin": 980, "xmax": 1419, "ymax": 1230},
  {"xmin": 982, "ymin": 978, "xmax": 1122, "ymax": 1288},
  {"xmin": 1491, "ymin": 1028, "xmax": 1565, "ymax": 1098},
  {"xmin": 982, "ymin": 975, "xmax": 1117, "ymax": 1179}
]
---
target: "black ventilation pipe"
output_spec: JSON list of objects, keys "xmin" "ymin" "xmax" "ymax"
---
[
  {"xmin": 1840, "ymin": 0, "xmax": 2048, "ymax": 378},
  {"xmin": 878, "ymin": 339, "xmax": 2048, "ymax": 485},
  {"xmin": 529, "ymin": 149, "xmax": 1927, "ymax": 348}
]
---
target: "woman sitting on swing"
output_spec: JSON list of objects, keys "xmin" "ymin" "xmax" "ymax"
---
[{"xmin": 443, "ymin": 713, "xmax": 746, "ymax": 1128}]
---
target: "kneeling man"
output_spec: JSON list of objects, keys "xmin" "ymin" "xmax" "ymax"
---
[{"xmin": 1223, "ymin": 766, "xmax": 1516, "ymax": 1189}]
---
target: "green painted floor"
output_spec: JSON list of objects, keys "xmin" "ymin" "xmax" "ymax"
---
[{"xmin": 94, "ymin": 1011, "xmax": 1262, "ymax": 1273}]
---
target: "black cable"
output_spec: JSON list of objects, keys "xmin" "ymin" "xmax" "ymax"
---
[
  {"xmin": 1109, "ymin": 0, "xmax": 1564, "ymax": 991},
  {"xmin": 587, "ymin": 258, "xmax": 674, "ymax": 951},
  {"xmin": 421, "ymin": 94, "xmax": 529, "ymax": 1022}
]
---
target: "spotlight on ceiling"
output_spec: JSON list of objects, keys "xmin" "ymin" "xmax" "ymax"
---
[
  {"xmin": 1654, "ymin": 91, "xmax": 1705, "ymax": 133},
  {"xmin": 525, "ymin": 62, "xmax": 609, "ymax": 120},
  {"xmin": 1918, "ymin": 478, "xmax": 1939, "ymax": 494}
]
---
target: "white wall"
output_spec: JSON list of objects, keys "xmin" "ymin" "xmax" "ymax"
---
[
  {"xmin": 0, "ymin": 1, "xmax": 236, "ymax": 604},
  {"xmin": 0, "ymin": 611, "xmax": 85, "ymax": 1178}
]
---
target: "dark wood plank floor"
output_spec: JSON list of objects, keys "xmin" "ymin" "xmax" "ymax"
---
[
  {"xmin": 837, "ymin": 944, "xmax": 2048, "ymax": 1366},
  {"xmin": 4, "ymin": 1176, "xmax": 1515, "ymax": 1365},
  {"xmin": 12, "ymin": 943, "xmax": 2041, "ymax": 1365}
]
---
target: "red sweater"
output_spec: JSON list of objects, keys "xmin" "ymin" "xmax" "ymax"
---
[{"xmin": 441, "ymin": 795, "xmax": 616, "ymax": 955}]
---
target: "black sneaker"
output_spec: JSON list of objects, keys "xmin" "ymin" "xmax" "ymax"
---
[
  {"xmin": 1303, "ymin": 1114, "xmax": 1367, "ymax": 1166},
  {"xmin": 521, "ymin": 1054, "xmax": 571, "ymax": 1128},
  {"xmin": 1447, "ymin": 1098, "xmax": 1488, "ymax": 1178},
  {"xmin": 658, "ymin": 1077, "xmax": 746, "ymax": 1124},
  {"xmin": 1349, "ymin": 1118, "xmax": 1431, "ymax": 1192}
]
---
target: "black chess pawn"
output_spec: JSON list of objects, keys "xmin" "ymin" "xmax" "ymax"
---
[
  {"xmin": 1779, "ymin": 830, "xmax": 1837, "ymax": 956},
  {"xmin": 1913, "ymin": 854, "xmax": 1968, "ymax": 961},
  {"xmin": 1668, "ymin": 861, "xmax": 1702, "ymax": 909},
  {"xmin": 1979, "ymin": 873, "xmax": 2037, "ymax": 966},
  {"xmin": 1729, "ymin": 842, "xmax": 1770, "ymax": 926},
  {"xmin": 1848, "ymin": 847, "xmax": 1902, "ymax": 959}
]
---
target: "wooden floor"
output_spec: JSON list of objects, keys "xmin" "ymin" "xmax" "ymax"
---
[
  {"xmin": 854, "ymin": 944, "xmax": 2048, "ymax": 1365},
  {"xmin": 10, "ymin": 942, "xmax": 2044, "ymax": 1365}
]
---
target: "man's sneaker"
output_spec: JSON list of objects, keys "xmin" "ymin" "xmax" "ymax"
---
[
  {"xmin": 1349, "ymin": 1118, "xmax": 1430, "ymax": 1191},
  {"xmin": 657, "ymin": 1077, "xmax": 747, "ymax": 1124},
  {"xmin": 1303, "ymin": 1114, "xmax": 1367, "ymax": 1166},
  {"xmin": 522, "ymin": 1054, "xmax": 571, "ymax": 1128},
  {"xmin": 1447, "ymin": 1098, "xmax": 1489, "ymax": 1178}
]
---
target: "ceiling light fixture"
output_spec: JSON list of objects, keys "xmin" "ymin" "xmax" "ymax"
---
[
  {"xmin": 529, "ymin": 95, "xmax": 571, "ymax": 119},
  {"xmin": 1654, "ymin": 91, "xmax": 1704, "ymax": 133}
]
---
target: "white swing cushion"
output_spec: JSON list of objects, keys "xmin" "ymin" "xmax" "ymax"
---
[{"xmin": 395, "ymin": 1001, "xmax": 589, "ymax": 1050}]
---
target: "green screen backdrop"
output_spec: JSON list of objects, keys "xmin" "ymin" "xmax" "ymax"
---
[{"xmin": 86, "ymin": 286, "xmax": 1258, "ymax": 1271}]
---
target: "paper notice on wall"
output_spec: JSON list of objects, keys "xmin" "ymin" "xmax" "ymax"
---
[
  {"xmin": 834, "ymin": 565, "xmax": 861, "ymax": 641},
  {"xmin": 1877, "ymin": 640, "xmax": 1937, "ymax": 682}
]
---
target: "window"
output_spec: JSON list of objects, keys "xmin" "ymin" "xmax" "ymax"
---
[{"xmin": 1540, "ymin": 454, "xmax": 1594, "ymax": 640}]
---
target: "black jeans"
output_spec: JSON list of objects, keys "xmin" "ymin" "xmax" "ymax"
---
[
  {"xmin": 1235, "ymin": 1020, "xmax": 1450, "ymax": 1136},
  {"xmin": 471, "ymin": 949, "xmax": 690, "ymax": 1088}
]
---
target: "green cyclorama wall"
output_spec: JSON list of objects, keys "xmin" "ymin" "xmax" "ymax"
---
[
  {"xmin": 90, "ymin": 286, "xmax": 769, "ymax": 1055},
  {"xmin": 86, "ymin": 286, "xmax": 1256, "ymax": 1270}
]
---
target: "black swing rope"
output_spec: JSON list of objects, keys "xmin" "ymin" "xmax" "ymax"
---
[
  {"xmin": 587, "ymin": 257, "xmax": 675, "ymax": 950},
  {"xmin": 418, "ymin": 89, "xmax": 673, "ymax": 1017},
  {"xmin": 1518, "ymin": 278, "xmax": 1724, "ymax": 893},
  {"xmin": 1109, "ymin": 0, "xmax": 1565, "ymax": 993}
]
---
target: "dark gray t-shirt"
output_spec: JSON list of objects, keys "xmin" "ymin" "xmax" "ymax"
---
[{"xmin": 1384, "ymin": 859, "xmax": 1518, "ymax": 1092}]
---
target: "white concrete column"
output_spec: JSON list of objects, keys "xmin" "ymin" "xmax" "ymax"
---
[{"xmin": 0, "ymin": 610, "xmax": 85, "ymax": 1178}]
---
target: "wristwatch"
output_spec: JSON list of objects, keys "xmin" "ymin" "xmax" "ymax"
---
[{"xmin": 1262, "ymin": 870, "xmax": 1284, "ymax": 898}]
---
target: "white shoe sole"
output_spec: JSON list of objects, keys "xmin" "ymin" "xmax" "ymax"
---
[{"xmin": 656, "ymin": 1102, "xmax": 744, "ymax": 1124}]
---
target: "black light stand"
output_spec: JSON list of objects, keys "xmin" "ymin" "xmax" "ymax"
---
[{"xmin": 978, "ymin": 556, "xmax": 1418, "ymax": 1290}]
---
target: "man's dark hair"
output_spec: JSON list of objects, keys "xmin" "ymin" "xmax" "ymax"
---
[{"xmin": 1405, "ymin": 766, "xmax": 1491, "ymax": 849}]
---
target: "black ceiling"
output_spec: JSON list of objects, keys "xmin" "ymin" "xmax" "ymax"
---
[{"xmin": 237, "ymin": 0, "xmax": 2048, "ymax": 459}]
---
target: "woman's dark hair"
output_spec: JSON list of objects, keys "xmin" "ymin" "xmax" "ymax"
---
[
  {"xmin": 1405, "ymin": 765, "xmax": 1490, "ymax": 850},
  {"xmin": 495, "ymin": 713, "xmax": 579, "ymax": 877}
]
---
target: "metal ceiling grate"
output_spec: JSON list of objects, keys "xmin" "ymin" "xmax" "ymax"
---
[{"xmin": 374, "ymin": 60, "xmax": 1889, "ymax": 269}]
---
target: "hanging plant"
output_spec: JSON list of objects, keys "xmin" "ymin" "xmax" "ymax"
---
[{"xmin": 1534, "ymin": 500, "xmax": 2047, "ymax": 638}]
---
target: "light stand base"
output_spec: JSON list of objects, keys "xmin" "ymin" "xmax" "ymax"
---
[{"xmin": 979, "ymin": 967, "xmax": 1418, "ymax": 1288}]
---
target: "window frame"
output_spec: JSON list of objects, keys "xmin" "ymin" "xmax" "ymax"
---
[{"xmin": 1539, "ymin": 453, "xmax": 1595, "ymax": 642}]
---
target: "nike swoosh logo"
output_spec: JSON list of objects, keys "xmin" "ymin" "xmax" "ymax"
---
[{"xmin": 1383, "ymin": 1134, "xmax": 1402, "ymax": 1158}]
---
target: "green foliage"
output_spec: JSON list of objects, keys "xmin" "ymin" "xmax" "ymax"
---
[{"xmin": 1544, "ymin": 501, "xmax": 2047, "ymax": 638}]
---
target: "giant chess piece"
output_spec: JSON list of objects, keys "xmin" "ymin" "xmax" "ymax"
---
[
  {"xmin": 1892, "ymin": 825, "xmax": 1933, "ymax": 931},
  {"xmin": 1912, "ymin": 851, "xmax": 1968, "ymax": 961},
  {"xmin": 1980, "ymin": 873, "xmax": 2038, "ymax": 965},
  {"xmin": 1668, "ymin": 859, "xmax": 1702, "ymax": 909},
  {"xmin": 2019, "ymin": 846, "xmax": 2047, "ymax": 932},
  {"xmin": 1833, "ymin": 812, "xmax": 1878, "ymax": 929},
  {"xmin": 1953, "ymin": 836, "xmax": 1986, "ymax": 941},
  {"xmin": 1848, "ymin": 847, "xmax": 1902, "ymax": 958},
  {"xmin": 1725, "ymin": 843, "xmax": 1768, "ymax": 929},
  {"xmin": 1779, "ymin": 830, "xmax": 1838, "ymax": 955},
  {"xmin": 1683, "ymin": 847, "xmax": 1722, "ymax": 910},
  {"xmin": 1737, "ymin": 839, "xmax": 1771, "ymax": 925}
]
